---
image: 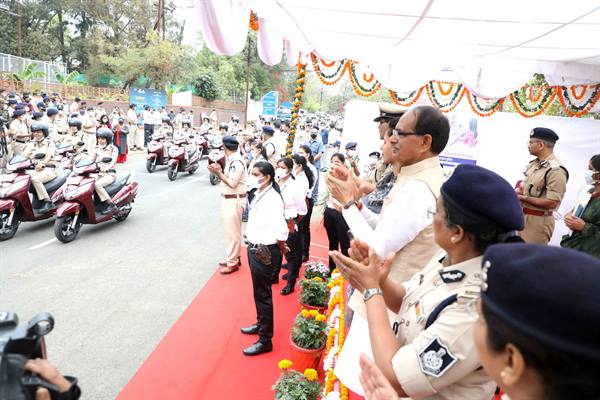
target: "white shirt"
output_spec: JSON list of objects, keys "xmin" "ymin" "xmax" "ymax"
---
[
  {"xmin": 279, "ymin": 176, "xmax": 308, "ymax": 219},
  {"xmin": 127, "ymin": 109, "xmax": 138, "ymax": 124},
  {"xmin": 69, "ymin": 101, "xmax": 79, "ymax": 113},
  {"xmin": 342, "ymin": 180, "xmax": 436, "ymax": 258},
  {"xmin": 246, "ymin": 186, "xmax": 288, "ymax": 245},
  {"xmin": 306, "ymin": 163, "xmax": 318, "ymax": 197},
  {"xmin": 142, "ymin": 110, "xmax": 153, "ymax": 124},
  {"xmin": 295, "ymin": 171, "xmax": 310, "ymax": 199}
]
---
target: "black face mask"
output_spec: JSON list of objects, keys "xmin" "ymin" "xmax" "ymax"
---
[{"xmin": 310, "ymin": 133, "xmax": 317, "ymax": 139}]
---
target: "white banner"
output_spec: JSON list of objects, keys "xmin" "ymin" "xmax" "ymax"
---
[{"xmin": 171, "ymin": 90, "xmax": 193, "ymax": 107}]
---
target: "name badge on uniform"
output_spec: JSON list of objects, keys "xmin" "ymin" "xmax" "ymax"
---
[
  {"xmin": 439, "ymin": 269, "xmax": 465, "ymax": 284},
  {"xmin": 418, "ymin": 336, "xmax": 458, "ymax": 378},
  {"xmin": 414, "ymin": 300, "xmax": 424, "ymax": 324}
]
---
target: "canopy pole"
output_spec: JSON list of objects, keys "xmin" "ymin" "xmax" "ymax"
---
[{"xmin": 286, "ymin": 62, "xmax": 307, "ymax": 157}]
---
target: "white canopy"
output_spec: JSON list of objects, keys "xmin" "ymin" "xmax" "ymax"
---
[{"xmin": 197, "ymin": 0, "xmax": 600, "ymax": 98}]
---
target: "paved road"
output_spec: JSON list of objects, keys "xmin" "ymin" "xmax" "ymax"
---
[{"xmin": 0, "ymin": 152, "xmax": 226, "ymax": 399}]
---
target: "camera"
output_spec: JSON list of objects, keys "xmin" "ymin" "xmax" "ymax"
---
[{"xmin": 0, "ymin": 311, "xmax": 71, "ymax": 400}]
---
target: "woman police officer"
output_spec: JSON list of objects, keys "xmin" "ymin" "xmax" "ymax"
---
[
  {"xmin": 240, "ymin": 161, "xmax": 288, "ymax": 356},
  {"xmin": 331, "ymin": 164, "xmax": 524, "ymax": 399}
]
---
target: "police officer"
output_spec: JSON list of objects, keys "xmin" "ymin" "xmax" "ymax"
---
[
  {"xmin": 81, "ymin": 107, "xmax": 97, "ymax": 149},
  {"xmin": 208, "ymin": 135, "xmax": 247, "ymax": 274},
  {"xmin": 8, "ymin": 108, "xmax": 30, "ymax": 156},
  {"xmin": 331, "ymin": 164, "xmax": 525, "ymax": 399},
  {"xmin": 91, "ymin": 128, "xmax": 119, "ymax": 215},
  {"xmin": 45, "ymin": 108, "xmax": 60, "ymax": 143},
  {"xmin": 344, "ymin": 141, "xmax": 360, "ymax": 177},
  {"xmin": 517, "ymin": 127, "xmax": 568, "ymax": 244},
  {"xmin": 23, "ymin": 122, "xmax": 57, "ymax": 212},
  {"xmin": 63, "ymin": 117, "xmax": 87, "ymax": 155},
  {"xmin": 261, "ymin": 126, "xmax": 278, "ymax": 166}
]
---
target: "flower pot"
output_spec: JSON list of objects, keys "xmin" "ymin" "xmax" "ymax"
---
[
  {"xmin": 300, "ymin": 302, "xmax": 327, "ymax": 314},
  {"xmin": 290, "ymin": 335, "xmax": 325, "ymax": 373}
]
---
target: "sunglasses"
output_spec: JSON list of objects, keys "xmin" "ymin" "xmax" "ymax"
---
[{"xmin": 391, "ymin": 129, "xmax": 427, "ymax": 138}]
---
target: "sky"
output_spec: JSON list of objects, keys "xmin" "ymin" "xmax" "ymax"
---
[{"xmin": 173, "ymin": 0, "xmax": 201, "ymax": 47}]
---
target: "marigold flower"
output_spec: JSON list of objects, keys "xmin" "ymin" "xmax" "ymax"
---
[
  {"xmin": 316, "ymin": 314, "xmax": 326, "ymax": 322},
  {"xmin": 301, "ymin": 309, "xmax": 311, "ymax": 318},
  {"xmin": 309, "ymin": 309, "xmax": 319, "ymax": 317},
  {"xmin": 312, "ymin": 277, "xmax": 323, "ymax": 282},
  {"xmin": 278, "ymin": 359, "xmax": 293, "ymax": 370},
  {"xmin": 304, "ymin": 368, "xmax": 318, "ymax": 381}
]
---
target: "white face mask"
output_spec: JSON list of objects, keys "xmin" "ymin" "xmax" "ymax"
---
[
  {"xmin": 275, "ymin": 168, "xmax": 289, "ymax": 180},
  {"xmin": 584, "ymin": 170, "xmax": 597, "ymax": 185},
  {"xmin": 247, "ymin": 175, "xmax": 266, "ymax": 190},
  {"xmin": 347, "ymin": 150, "xmax": 356, "ymax": 157}
]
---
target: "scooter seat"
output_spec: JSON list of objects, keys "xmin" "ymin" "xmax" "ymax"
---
[
  {"xmin": 42, "ymin": 168, "xmax": 70, "ymax": 193},
  {"xmin": 104, "ymin": 172, "xmax": 131, "ymax": 196},
  {"xmin": 187, "ymin": 149, "xmax": 197, "ymax": 158}
]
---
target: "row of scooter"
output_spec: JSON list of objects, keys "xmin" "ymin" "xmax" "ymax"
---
[
  {"xmin": 145, "ymin": 129, "xmax": 225, "ymax": 184},
  {"xmin": 0, "ymin": 144, "xmax": 138, "ymax": 242}
]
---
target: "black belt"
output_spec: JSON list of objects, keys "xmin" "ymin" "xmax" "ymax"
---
[
  {"xmin": 247, "ymin": 242, "xmax": 278, "ymax": 248},
  {"xmin": 222, "ymin": 193, "xmax": 247, "ymax": 199},
  {"xmin": 15, "ymin": 139, "xmax": 27, "ymax": 143}
]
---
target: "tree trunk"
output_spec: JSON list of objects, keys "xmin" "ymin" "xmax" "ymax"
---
[{"xmin": 57, "ymin": 9, "xmax": 69, "ymax": 70}]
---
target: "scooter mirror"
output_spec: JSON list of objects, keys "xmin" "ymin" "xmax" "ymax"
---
[{"xmin": 101, "ymin": 156, "xmax": 112, "ymax": 163}]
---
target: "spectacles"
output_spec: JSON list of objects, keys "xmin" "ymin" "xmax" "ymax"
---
[
  {"xmin": 426, "ymin": 206, "xmax": 437, "ymax": 219},
  {"xmin": 391, "ymin": 129, "xmax": 427, "ymax": 138}
]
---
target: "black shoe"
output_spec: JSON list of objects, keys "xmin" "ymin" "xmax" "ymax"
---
[
  {"xmin": 281, "ymin": 263, "xmax": 288, "ymax": 270},
  {"xmin": 282, "ymin": 273, "xmax": 289, "ymax": 280},
  {"xmin": 280, "ymin": 283, "xmax": 295, "ymax": 296},
  {"xmin": 240, "ymin": 324, "xmax": 259, "ymax": 335},
  {"xmin": 243, "ymin": 341, "xmax": 272, "ymax": 356},
  {"xmin": 38, "ymin": 201, "xmax": 56, "ymax": 213},
  {"xmin": 101, "ymin": 203, "xmax": 119, "ymax": 215},
  {"xmin": 302, "ymin": 255, "xmax": 309, "ymax": 263}
]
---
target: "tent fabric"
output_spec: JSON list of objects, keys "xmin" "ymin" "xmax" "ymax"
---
[{"xmin": 197, "ymin": 0, "xmax": 600, "ymax": 97}]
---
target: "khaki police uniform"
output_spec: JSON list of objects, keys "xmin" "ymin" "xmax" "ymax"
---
[
  {"xmin": 23, "ymin": 138, "xmax": 57, "ymax": 201},
  {"xmin": 221, "ymin": 152, "xmax": 247, "ymax": 267},
  {"xmin": 263, "ymin": 138, "xmax": 278, "ymax": 166},
  {"xmin": 90, "ymin": 144, "xmax": 118, "ymax": 202},
  {"xmin": 9, "ymin": 118, "xmax": 30, "ymax": 157},
  {"xmin": 82, "ymin": 114, "xmax": 97, "ymax": 149},
  {"xmin": 156, "ymin": 125, "xmax": 173, "ymax": 155},
  {"xmin": 388, "ymin": 252, "xmax": 496, "ymax": 399},
  {"xmin": 520, "ymin": 153, "xmax": 568, "ymax": 244},
  {"xmin": 55, "ymin": 114, "xmax": 68, "ymax": 135}
]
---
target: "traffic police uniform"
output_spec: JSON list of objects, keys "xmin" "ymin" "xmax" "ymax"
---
[
  {"xmin": 341, "ymin": 164, "xmax": 525, "ymax": 399},
  {"xmin": 220, "ymin": 136, "xmax": 248, "ymax": 271},
  {"xmin": 23, "ymin": 136, "xmax": 57, "ymax": 202},
  {"xmin": 261, "ymin": 126, "xmax": 278, "ymax": 166},
  {"xmin": 8, "ymin": 110, "xmax": 30, "ymax": 157},
  {"xmin": 81, "ymin": 111, "xmax": 98, "ymax": 149},
  {"xmin": 520, "ymin": 128, "xmax": 568, "ymax": 244}
]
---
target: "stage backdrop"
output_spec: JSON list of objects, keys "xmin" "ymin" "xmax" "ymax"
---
[{"xmin": 342, "ymin": 100, "xmax": 600, "ymax": 245}]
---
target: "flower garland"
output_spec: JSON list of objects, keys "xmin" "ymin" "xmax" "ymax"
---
[
  {"xmin": 347, "ymin": 62, "xmax": 381, "ymax": 97},
  {"xmin": 425, "ymin": 81, "xmax": 466, "ymax": 113},
  {"xmin": 466, "ymin": 92, "xmax": 505, "ymax": 117},
  {"xmin": 310, "ymin": 53, "xmax": 348, "ymax": 86},
  {"xmin": 389, "ymin": 87, "xmax": 424, "ymax": 107},
  {"xmin": 287, "ymin": 63, "xmax": 307, "ymax": 156},
  {"xmin": 249, "ymin": 11, "xmax": 259, "ymax": 32},
  {"xmin": 321, "ymin": 270, "xmax": 348, "ymax": 400},
  {"xmin": 556, "ymin": 84, "xmax": 600, "ymax": 117},
  {"xmin": 509, "ymin": 86, "xmax": 556, "ymax": 118}
]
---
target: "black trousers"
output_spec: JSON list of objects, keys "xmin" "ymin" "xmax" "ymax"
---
[
  {"xmin": 282, "ymin": 228, "xmax": 302, "ymax": 284},
  {"xmin": 248, "ymin": 244, "xmax": 281, "ymax": 344},
  {"xmin": 299, "ymin": 198, "xmax": 314, "ymax": 258},
  {"xmin": 323, "ymin": 207, "xmax": 351, "ymax": 270},
  {"xmin": 143, "ymin": 124, "xmax": 154, "ymax": 146}
]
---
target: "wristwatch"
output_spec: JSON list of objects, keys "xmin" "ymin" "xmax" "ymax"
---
[{"xmin": 363, "ymin": 288, "xmax": 383, "ymax": 302}]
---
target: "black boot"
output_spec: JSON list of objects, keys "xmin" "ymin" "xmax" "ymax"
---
[
  {"xmin": 101, "ymin": 202, "xmax": 119, "ymax": 215},
  {"xmin": 280, "ymin": 280, "xmax": 295, "ymax": 295},
  {"xmin": 38, "ymin": 200, "xmax": 56, "ymax": 213}
]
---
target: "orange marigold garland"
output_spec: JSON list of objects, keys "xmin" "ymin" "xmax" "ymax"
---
[
  {"xmin": 509, "ymin": 85, "xmax": 557, "ymax": 118},
  {"xmin": 389, "ymin": 87, "xmax": 425, "ymax": 107},
  {"xmin": 249, "ymin": 11, "xmax": 259, "ymax": 31},
  {"xmin": 347, "ymin": 61, "xmax": 381, "ymax": 97},
  {"xmin": 310, "ymin": 53, "xmax": 347, "ymax": 86},
  {"xmin": 466, "ymin": 92, "xmax": 505, "ymax": 117},
  {"xmin": 425, "ymin": 81, "xmax": 466, "ymax": 113},
  {"xmin": 286, "ymin": 63, "xmax": 307, "ymax": 156},
  {"xmin": 322, "ymin": 270, "xmax": 347, "ymax": 398},
  {"xmin": 556, "ymin": 84, "xmax": 600, "ymax": 117}
]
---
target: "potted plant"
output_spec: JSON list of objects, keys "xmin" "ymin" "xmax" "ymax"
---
[
  {"xmin": 290, "ymin": 309, "xmax": 327, "ymax": 372},
  {"xmin": 273, "ymin": 360, "xmax": 322, "ymax": 400},
  {"xmin": 299, "ymin": 277, "xmax": 329, "ymax": 312},
  {"xmin": 303, "ymin": 260, "xmax": 330, "ymax": 281}
]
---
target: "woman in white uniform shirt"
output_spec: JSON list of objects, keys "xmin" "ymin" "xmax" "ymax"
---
[
  {"xmin": 241, "ymin": 161, "xmax": 289, "ymax": 356},
  {"xmin": 292, "ymin": 153, "xmax": 316, "ymax": 261},
  {"xmin": 275, "ymin": 157, "xmax": 308, "ymax": 295}
]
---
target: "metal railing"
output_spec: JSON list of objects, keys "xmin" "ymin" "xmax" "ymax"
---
[{"xmin": 0, "ymin": 52, "xmax": 67, "ymax": 83}]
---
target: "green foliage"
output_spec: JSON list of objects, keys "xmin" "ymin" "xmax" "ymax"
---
[
  {"xmin": 192, "ymin": 74, "xmax": 219, "ymax": 100},
  {"xmin": 272, "ymin": 370, "xmax": 322, "ymax": 400},
  {"xmin": 291, "ymin": 312, "xmax": 327, "ymax": 350},
  {"xmin": 10, "ymin": 64, "xmax": 46, "ymax": 82},
  {"xmin": 299, "ymin": 279, "xmax": 328, "ymax": 307},
  {"xmin": 302, "ymin": 261, "xmax": 330, "ymax": 280},
  {"xmin": 55, "ymin": 71, "xmax": 80, "ymax": 85}
]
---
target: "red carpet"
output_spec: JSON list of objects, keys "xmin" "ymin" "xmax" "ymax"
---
[{"xmin": 117, "ymin": 222, "xmax": 331, "ymax": 400}]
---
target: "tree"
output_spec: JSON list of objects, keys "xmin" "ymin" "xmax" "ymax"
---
[
  {"xmin": 192, "ymin": 74, "xmax": 219, "ymax": 100},
  {"xmin": 55, "ymin": 71, "xmax": 81, "ymax": 85}
]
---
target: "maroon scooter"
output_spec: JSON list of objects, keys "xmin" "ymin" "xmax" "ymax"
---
[
  {"xmin": 0, "ymin": 154, "xmax": 69, "ymax": 241},
  {"xmin": 146, "ymin": 135, "xmax": 170, "ymax": 173},
  {"xmin": 53, "ymin": 155, "xmax": 138, "ymax": 243},
  {"xmin": 166, "ymin": 136, "xmax": 201, "ymax": 181}
]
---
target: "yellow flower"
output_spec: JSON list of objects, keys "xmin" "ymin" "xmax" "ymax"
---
[
  {"xmin": 278, "ymin": 359, "xmax": 293, "ymax": 370},
  {"xmin": 304, "ymin": 368, "xmax": 318, "ymax": 381},
  {"xmin": 316, "ymin": 314, "xmax": 326, "ymax": 322},
  {"xmin": 312, "ymin": 277, "xmax": 323, "ymax": 282},
  {"xmin": 301, "ymin": 309, "xmax": 311, "ymax": 318},
  {"xmin": 309, "ymin": 309, "xmax": 319, "ymax": 317}
]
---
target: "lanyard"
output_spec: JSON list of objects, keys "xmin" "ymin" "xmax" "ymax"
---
[{"xmin": 249, "ymin": 185, "xmax": 272, "ymax": 210}]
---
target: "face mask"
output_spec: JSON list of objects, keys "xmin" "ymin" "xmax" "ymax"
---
[
  {"xmin": 347, "ymin": 150, "xmax": 356, "ymax": 157},
  {"xmin": 584, "ymin": 170, "xmax": 598, "ymax": 185},
  {"xmin": 247, "ymin": 175, "xmax": 263, "ymax": 190},
  {"xmin": 310, "ymin": 133, "xmax": 317, "ymax": 139},
  {"xmin": 275, "ymin": 168, "xmax": 289, "ymax": 180}
]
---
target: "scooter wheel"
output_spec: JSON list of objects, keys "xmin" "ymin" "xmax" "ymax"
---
[
  {"xmin": 146, "ymin": 158, "xmax": 157, "ymax": 173},
  {"xmin": 0, "ymin": 211, "xmax": 20, "ymax": 241},
  {"xmin": 54, "ymin": 215, "xmax": 81, "ymax": 243},
  {"xmin": 167, "ymin": 166, "xmax": 178, "ymax": 181},
  {"xmin": 209, "ymin": 173, "xmax": 220, "ymax": 186}
]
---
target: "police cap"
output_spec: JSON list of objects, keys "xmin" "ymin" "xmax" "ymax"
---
[
  {"xmin": 369, "ymin": 151, "xmax": 381, "ymax": 158},
  {"xmin": 482, "ymin": 243, "xmax": 600, "ymax": 360},
  {"xmin": 345, "ymin": 141, "xmax": 358, "ymax": 150},
  {"xmin": 374, "ymin": 102, "xmax": 406, "ymax": 122},
  {"xmin": 441, "ymin": 164, "xmax": 524, "ymax": 232},
  {"xmin": 7, "ymin": 99, "xmax": 17, "ymax": 105},
  {"xmin": 13, "ymin": 109, "xmax": 26, "ymax": 117},
  {"xmin": 262, "ymin": 126, "xmax": 274, "ymax": 136},
  {"xmin": 32, "ymin": 111, "xmax": 44, "ymax": 120},
  {"xmin": 222, "ymin": 135, "xmax": 239, "ymax": 149},
  {"xmin": 47, "ymin": 108, "xmax": 58, "ymax": 117},
  {"xmin": 530, "ymin": 127, "xmax": 559, "ymax": 143}
]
